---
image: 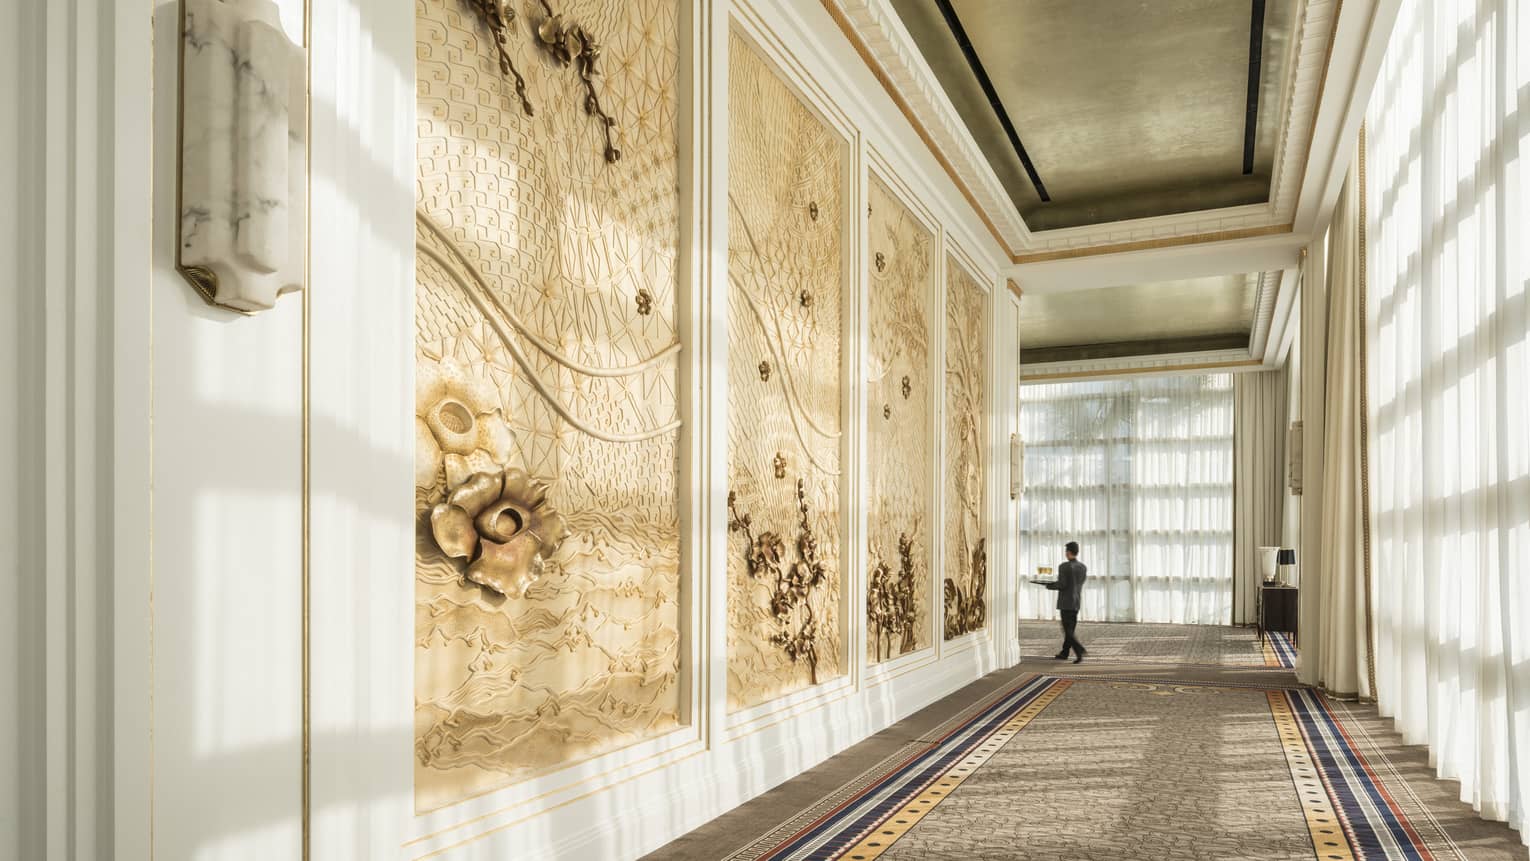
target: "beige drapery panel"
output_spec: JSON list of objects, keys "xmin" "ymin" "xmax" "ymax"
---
[
  {"xmin": 1232, "ymin": 368, "xmax": 1288, "ymax": 625},
  {"xmin": 1296, "ymin": 156, "xmax": 1373, "ymax": 699}
]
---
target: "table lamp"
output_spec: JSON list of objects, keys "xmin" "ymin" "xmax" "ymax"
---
[{"xmin": 1276, "ymin": 548, "xmax": 1297, "ymax": 585}]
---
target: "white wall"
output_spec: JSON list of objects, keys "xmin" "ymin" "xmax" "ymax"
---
[{"xmin": 148, "ymin": 0, "xmax": 309, "ymax": 850}]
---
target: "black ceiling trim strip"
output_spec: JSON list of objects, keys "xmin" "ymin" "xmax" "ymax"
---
[
  {"xmin": 931, "ymin": 0, "xmax": 1050, "ymax": 202},
  {"xmin": 1243, "ymin": 0, "xmax": 1266, "ymax": 175}
]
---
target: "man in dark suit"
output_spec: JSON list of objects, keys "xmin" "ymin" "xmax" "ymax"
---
[{"xmin": 1047, "ymin": 541, "xmax": 1088, "ymax": 663}]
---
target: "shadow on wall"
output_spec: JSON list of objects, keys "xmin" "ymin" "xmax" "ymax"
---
[{"xmin": 148, "ymin": 0, "xmax": 418, "ymax": 855}]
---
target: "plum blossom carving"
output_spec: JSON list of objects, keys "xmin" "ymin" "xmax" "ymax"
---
[
  {"xmin": 463, "ymin": 0, "xmax": 534, "ymax": 116},
  {"xmin": 868, "ymin": 531, "xmax": 919, "ymax": 661},
  {"xmin": 534, "ymin": 0, "xmax": 621, "ymax": 162},
  {"xmin": 944, "ymin": 538, "xmax": 987, "ymax": 639},
  {"xmin": 727, "ymin": 479, "xmax": 830, "ymax": 684}
]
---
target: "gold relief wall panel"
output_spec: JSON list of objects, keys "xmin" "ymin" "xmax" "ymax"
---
[
  {"xmin": 943, "ymin": 256, "xmax": 988, "ymax": 640},
  {"xmin": 866, "ymin": 177, "xmax": 934, "ymax": 664},
  {"xmin": 725, "ymin": 33, "xmax": 847, "ymax": 712},
  {"xmin": 414, "ymin": 0, "xmax": 682, "ymax": 811}
]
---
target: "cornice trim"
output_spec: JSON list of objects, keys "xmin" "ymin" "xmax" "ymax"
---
[
  {"xmin": 1248, "ymin": 270, "xmax": 1281, "ymax": 357},
  {"xmin": 1022, "ymin": 355, "xmax": 1266, "ymax": 383},
  {"xmin": 1011, "ymin": 224, "xmax": 1293, "ymax": 265}
]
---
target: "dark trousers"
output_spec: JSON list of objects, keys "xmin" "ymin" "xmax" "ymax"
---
[{"xmin": 1058, "ymin": 610, "xmax": 1085, "ymax": 656}]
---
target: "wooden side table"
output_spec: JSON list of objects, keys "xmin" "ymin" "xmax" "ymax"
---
[{"xmin": 1259, "ymin": 584, "xmax": 1298, "ymax": 646}]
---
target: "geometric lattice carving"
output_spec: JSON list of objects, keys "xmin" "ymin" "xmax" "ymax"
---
[
  {"xmin": 944, "ymin": 255, "xmax": 987, "ymax": 640},
  {"xmin": 866, "ymin": 176, "xmax": 934, "ymax": 664},
  {"xmin": 726, "ymin": 32, "xmax": 846, "ymax": 712},
  {"xmin": 414, "ymin": 0, "xmax": 681, "ymax": 810}
]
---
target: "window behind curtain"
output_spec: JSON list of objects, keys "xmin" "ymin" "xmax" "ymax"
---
[{"xmin": 1019, "ymin": 373, "xmax": 1235, "ymax": 624}]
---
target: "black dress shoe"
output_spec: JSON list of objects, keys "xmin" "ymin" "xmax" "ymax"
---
[
  {"xmin": 1054, "ymin": 651, "xmax": 1069, "ymax": 660},
  {"xmin": 1073, "ymin": 650, "xmax": 1086, "ymax": 664}
]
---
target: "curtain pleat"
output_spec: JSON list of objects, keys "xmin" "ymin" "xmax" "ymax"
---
[
  {"xmin": 1297, "ymin": 160, "xmax": 1375, "ymax": 699},
  {"xmin": 1233, "ymin": 369, "xmax": 1288, "ymax": 625},
  {"xmin": 1365, "ymin": 0, "xmax": 1530, "ymax": 841},
  {"xmin": 1319, "ymin": 162, "xmax": 1374, "ymax": 699},
  {"xmin": 1299, "ymin": 233, "xmax": 1329, "ymax": 687}
]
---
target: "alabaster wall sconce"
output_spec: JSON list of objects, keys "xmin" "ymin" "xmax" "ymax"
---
[
  {"xmin": 1010, "ymin": 433, "xmax": 1023, "ymax": 500},
  {"xmin": 177, "ymin": 0, "xmax": 307, "ymax": 313}
]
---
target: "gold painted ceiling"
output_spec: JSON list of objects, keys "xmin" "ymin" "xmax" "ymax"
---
[
  {"xmin": 1018, "ymin": 274, "xmax": 1258, "ymax": 363},
  {"xmin": 887, "ymin": 0, "xmax": 1298, "ymax": 231}
]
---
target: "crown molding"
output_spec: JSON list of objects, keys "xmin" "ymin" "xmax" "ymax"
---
[{"xmin": 1248, "ymin": 270, "xmax": 1281, "ymax": 358}]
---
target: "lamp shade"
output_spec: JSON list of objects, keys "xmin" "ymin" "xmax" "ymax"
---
[{"xmin": 1277, "ymin": 548, "xmax": 1297, "ymax": 566}]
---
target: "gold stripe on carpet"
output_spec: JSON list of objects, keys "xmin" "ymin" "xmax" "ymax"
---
[
  {"xmin": 837, "ymin": 679, "xmax": 1072, "ymax": 860},
  {"xmin": 1268, "ymin": 691, "xmax": 1356, "ymax": 861}
]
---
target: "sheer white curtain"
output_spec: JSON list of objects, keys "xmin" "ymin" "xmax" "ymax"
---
[
  {"xmin": 1019, "ymin": 374, "xmax": 1234, "ymax": 624},
  {"xmin": 1366, "ymin": 0, "xmax": 1530, "ymax": 841}
]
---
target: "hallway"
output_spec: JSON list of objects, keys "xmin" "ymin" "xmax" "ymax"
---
[{"xmin": 646, "ymin": 624, "xmax": 1525, "ymax": 860}]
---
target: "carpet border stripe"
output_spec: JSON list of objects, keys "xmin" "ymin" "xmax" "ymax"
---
[
  {"xmin": 738, "ymin": 675, "xmax": 1069, "ymax": 861},
  {"xmin": 833, "ymin": 679, "xmax": 1069, "ymax": 860},
  {"xmin": 1275, "ymin": 689, "xmax": 1437, "ymax": 860},
  {"xmin": 1268, "ymin": 631, "xmax": 1298, "ymax": 668}
]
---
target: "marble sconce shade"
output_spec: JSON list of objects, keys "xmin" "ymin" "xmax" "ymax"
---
[{"xmin": 178, "ymin": 0, "xmax": 307, "ymax": 313}]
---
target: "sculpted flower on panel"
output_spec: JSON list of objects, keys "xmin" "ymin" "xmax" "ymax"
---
[
  {"xmin": 417, "ymin": 356, "xmax": 568, "ymax": 598},
  {"xmin": 416, "ymin": 357, "xmax": 516, "ymax": 492},
  {"xmin": 430, "ymin": 466, "xmax": 570, "ymax": 598}
]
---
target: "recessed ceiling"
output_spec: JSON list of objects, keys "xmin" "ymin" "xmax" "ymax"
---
[
  {"xmin": 1019, "ymin": 274, "xmax": 1259, "ymax": 363},
  {"xmin": 888, "ymin": 0, "xmax": 1298, "ymax": 231}
]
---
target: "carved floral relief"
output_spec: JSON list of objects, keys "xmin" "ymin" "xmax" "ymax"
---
[
  {"xmin": 866, "ymin": 177, "xmax": 934, "ymax": 663},
  {"xmin": 943, "ymin": 257, "xmax": 988, "ymax": 639},
  {"xmin": 725, "ymin": 33, "xmax": 846, "ymax": 711},
  {"xmin": 414, "ymin": 0, "xmax": 682, "ymax": 810}
]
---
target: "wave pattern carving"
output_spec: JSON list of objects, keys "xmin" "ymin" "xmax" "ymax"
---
[
  {"xmin": 414, "ymin": 0, "xmax": 682, "ymax": 811},
  {"xmin": 725, "ymin": 33, "xmax": 847, "ymax": 712}
]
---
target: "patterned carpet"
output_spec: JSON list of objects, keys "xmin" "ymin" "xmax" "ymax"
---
[
  {"xmin": 718, "ymin": 672, "xmax": 1467, "ymax": 860},
  {"xmin": 645, "ymin": 626, "xmax": 1526, "ymax": 861},
  {"xmin": 1019, "ymin": 620, "xmax": 1290, "ymax": 668}
]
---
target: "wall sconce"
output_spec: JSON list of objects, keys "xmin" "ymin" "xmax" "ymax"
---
[
  {"xmin": 177, "ymin": 0, "xmax": 307, "ymax": 313},
  {"xmin": 1009, "ymin": 433, "xmax": 1023, "ymax": 500},
  {"xmin": 1288, "ymin": 421, "xmax": 1303, "ymax": 494}
]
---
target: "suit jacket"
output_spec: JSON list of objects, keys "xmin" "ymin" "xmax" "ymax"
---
[{"xmin": 1051, "ymin": 560, "xmax": 1088, "ymax": 611}]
